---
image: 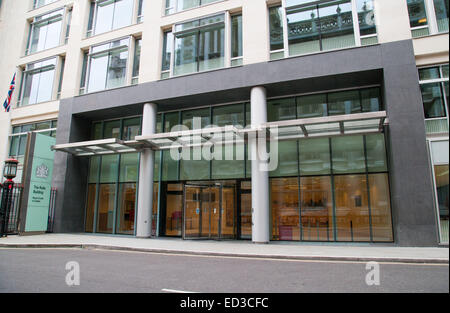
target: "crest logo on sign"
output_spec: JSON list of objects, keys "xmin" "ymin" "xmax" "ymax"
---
[{"xmin": 36, "ymin": 164, "xmax": 49, "ymax": 178}]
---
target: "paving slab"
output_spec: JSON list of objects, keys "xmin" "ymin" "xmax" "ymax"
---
[{"xmin": 0, "ymin": 233, "xmax": 448, "ymax": 264}]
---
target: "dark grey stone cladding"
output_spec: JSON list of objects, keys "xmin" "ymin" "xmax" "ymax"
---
[{"xmin": 52, "ymin": 40, "xmax": 439, "ymax": 246}]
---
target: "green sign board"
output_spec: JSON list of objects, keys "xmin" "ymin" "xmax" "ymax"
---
[{"xmin": 24, "ymin": 133, "xmax": 55, "ymax": 232}]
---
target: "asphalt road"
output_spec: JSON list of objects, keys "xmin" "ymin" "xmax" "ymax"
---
[{"xmin": 0, "ymin": 248, "xmax": 448, "ymax": 293}]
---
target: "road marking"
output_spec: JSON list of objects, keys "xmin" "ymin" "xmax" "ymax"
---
[{"xmin": 162, "ymin": 288, "xmax": 198, "ymax": 293}]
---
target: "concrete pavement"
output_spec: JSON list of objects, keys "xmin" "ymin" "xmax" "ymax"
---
[{"xmin": 0, "ymin": 233, "xmax": 448, "ymax": 264}]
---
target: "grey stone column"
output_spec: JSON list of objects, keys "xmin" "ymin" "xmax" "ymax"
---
[
  {"xmin": 136, "ymin": 103, "xmax": 157, "ymax": 238},
  {"xmin": 250, "ymin": 86, "xmax": 270, "ymax": 243}
]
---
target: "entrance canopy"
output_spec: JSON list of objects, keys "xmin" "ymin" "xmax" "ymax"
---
[
  {"xmin": 52, "ymin": 111, "xmax": 387, "ymax": 156},
  {"xmin": 51, "ymin": 138, "xmax": 153, "ymax": 157}
]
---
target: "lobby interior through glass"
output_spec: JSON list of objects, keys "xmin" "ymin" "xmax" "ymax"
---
[{"xmin": 82, "ymin": 86, "xmax": 394, "ymax": 242}]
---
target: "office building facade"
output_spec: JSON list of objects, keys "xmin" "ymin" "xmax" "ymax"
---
[{"xmin": 0, "ymin": 0, "xmax": 448, "ymax": 246}]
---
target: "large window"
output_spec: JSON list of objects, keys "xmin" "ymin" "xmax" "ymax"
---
[
  {"xmin": 174, "ymin": 14, "xmax": 225, "ymax": 76},
  {"xmin": 407, "ymin": 0, "xmax": 449, "ymax": 37},
  {"xmin": 86, "ymin": 117, "xmax": 144, "ymax": 235},
  {"xmin": 165, "ymin": 0, "xmax": 221, "ymax": 15},
  {"xmin": 419, "ymin": 64, "xmax": 449, "ymax": 134},
  {"xmin": 26, "ymin": 8, "xmax": 67, "ymax": 55},
  {"xmin": 18, "ymin": 57, "xmax": 59, "ymax": 106},
  {"xmin": 162, "ymin": 12, "xmax": 241, "ymax": 78},
  {"xmin": 87, "ymin": 0, "xmax": 136, "ymax": 37},
  {"xmin": 269, "ymin": 133, "xmax": 392, "ymax": 242},
  {"xmin": 270, "ymin": 0, "xmax": 378, "ymax": 60},
  {"xmin": 82, "ymin": 38, "xmax": 132, "ymax": 93},
  {"xmin": 268, "ymin": 87, "xmax": 382, "ymax": 121}
]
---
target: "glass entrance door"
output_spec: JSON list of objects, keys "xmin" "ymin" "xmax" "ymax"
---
[{"xmin": 183, "ymin": 182, "xmax": 236, "ymax": 239}]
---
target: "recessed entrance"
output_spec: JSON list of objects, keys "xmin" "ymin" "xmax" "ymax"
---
[{"xmin": 183, "ymin": 182, "xmax": 236, "ymax": 239}]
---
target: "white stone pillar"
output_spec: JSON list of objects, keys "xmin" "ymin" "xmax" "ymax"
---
[
  {"xmin": 250, "ymin": 87, "xmax": 270, "ymax": 243},
  {"xmin": 136, "ymin": 103, "xmax": 157, "ymax": 238}
]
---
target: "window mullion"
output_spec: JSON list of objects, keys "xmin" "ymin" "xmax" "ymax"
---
[
  {"xmin": 170, "ymin": 26, "xmax": 175, "ymax": 77},
  {"xmin": 351, "ymin": 0, "xmax": 362, "ymax": 46},
  {"xmin": 425, "ymin": 0, "xmax": 439, "ymax": 34},
  {"xmin": 281, "ymin": 0, "xmax": 289, "ymax": 58}
]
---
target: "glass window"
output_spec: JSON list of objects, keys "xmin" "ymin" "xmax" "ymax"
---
[
  {"xmin": 271, "ymin": 178, "xmax": 300, "ymax": 241},
  {"xmin": 434, "ymin": 0, "xmax": 449, "ymax": 32},
  {"xmin": 174, "ymin": 15, "xmax": 225, "ymax": 76},
  {"xmin": 300, "ymin": 176, "xmax": 334, "ymax": 241},
  {"xmin": 369, "ymin": 173, "xmax": 393, "ymax": 242},
  {"xmin": 357, "ymin": 0, "xmax": 377, "ymax": 37},
  {"xmin": 297, "ymin": 94, "xmax": 327, "ymax": 118},
  {"xmin": 434, "ymin": 164, "xmax": 449, "ymax": 243},
  {"xmin": 287, "ymin": 0, "xmax": 355, "ymax": 56},
  {"xmin": 268, "ymin": 98, "xmax": 296, "ymax": 121},
  {"xmin": 87, "ymin": 39, "xmax": 129, "ymax": 93},
  {"xmin": 119, "ymin": 153, "xmax": 139, "ymax": 182},
  {"xmin": 33, "ymin": 0, "xmax": 58, "ymax": 9},
  {"xmin": 137, "ymin": 0, "xmax": 144, "ymax": 22},
  {"xmin": 421, "ymin": 83, "xmax": 446, "ymax": 118},
  {"xmin": 365, "ymin": 134, "xmax": 388, "ymax": 172},
  {"xmin": 328, "ymin": 90, "xmax": 361, "ymax": 116},
  {"xmin": 116, "ymin": 183, "xmax": 136, "ymax": 235},
  {"xmin": 28, "ymin": 9, "xmax": 63, "ymax": 55},
  {"xmin": 334, "ymin": 174, "xmax": 370, "ymax": 242},
  {"xmin": 210, "ymin": 105, "xmax": 246, "ymax": 180},
  {"xmin": 269, "ymin": 6, "xmax": 284, "ymax": 52},
  {"xmin": 161, "ymin": 31, "xmax": 173, "ymax": 75},
  {"xmin": 331, "ymin": 136, "xmax": 366, "ymax": 174},
  {"xmin": 89, "ymin": 156, "xmax": 100, "ymax": 183},
  {"xmin": 21, "ymin": 58, "xmax": 57, "ymax": 106},
  {"xmin": 96, "ymin": 183, "xmax": 116, "ymax": 233},
  {"xmin": 93, "ymin": 0, "xmax": 134, "ymax": 36},
  {"xmin": 100, "ymin": 155, "xmax": 119, "ymax": 183},
  {"xmin": 270, "ymin": 141, "xmax": 299, "ymax": 178},
  {"xmin": 419, "ymin": 67, "xmax": 440, "ymax": 80},
  {"xmin": 162, "ymin": 112, "xmax": 180, "ymax": 181},
  {"xmin": 180, "ymin": 109, "xmax": 211, "ymax": 180},
  {"xmin": 166, "ymin": 0, "xmax": 220, "ymax": 15},
  {"xmin": 85, "ymin": 184, "xmax": 97, "ymax": 232},
  {"xmin": 122, "ymin": 117, "xmax": 140, "ymax": 140},
  {"xmin": 104, "ymin": 120, "xmax": 121, "ymax": 139},
  {"xmin": 407, "ymin": 0, "xmax": 430, "ymax": 37},
  {"xmin": 286, "ymin": 4, "xmax": 321, "ymax": 56},
  {"xmin": 299, "ymin": 138, "xmax": 331, "ymax": 175},
  {"xmin": 361, "ymin": 88, "xmax": 381, "ymax": 112},
  {"xmin": 231, "ymin": 14, "xmax": 243, "ymax": 65},
  {"xmin": 164, "ymin": 184, "xmax": 183, "ymax": 236},
  {"xmin": 132, "ymin": 39, "xmax": 141, "ymax": 82}
]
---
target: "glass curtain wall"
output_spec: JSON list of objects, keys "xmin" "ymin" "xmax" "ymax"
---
[
  {"xmin": 19, "ymin": 58, "xmax": 57, "ymax": 106},
  {"xmin": 173, "ymin": 14, "xmax": 225, "ymax": 76},
  {"xmin": 27, "ymin": 8, "xmax": 64, "ymax": 55},
  {"xmin": 85, "ymin": 38, "xmax": 130, "ymax": 93},
  {"xmin": 419, "ymin": 64, "xmax": 449, "ymax": 134},
  {"xmin": 159, "ymin": 102, "xmax": 250, "ymax": 183},
  {"xmin": 268, "ymin": 88, "xmax": 392, "ymax": 242},
  {"xmin": 85, "ymin": 117, "xmax": 143, "ymax": 235}
]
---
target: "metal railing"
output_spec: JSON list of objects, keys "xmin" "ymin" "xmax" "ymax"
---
[
  {"xmin": 47, "ymin": 187, "xmax": 57, "ymax": 233},
  {"xmin": 0, "ymin": 184, "xmax": 23, "ymax": 235}
]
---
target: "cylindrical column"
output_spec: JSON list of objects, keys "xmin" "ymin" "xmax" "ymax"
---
[
  {"xmin": 136, "ymin": 103, "xmax": 157, "ymax": 238},
  {"xmin": 250, "ymin": 87, "xmax": 270, "ymax": 243}
]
